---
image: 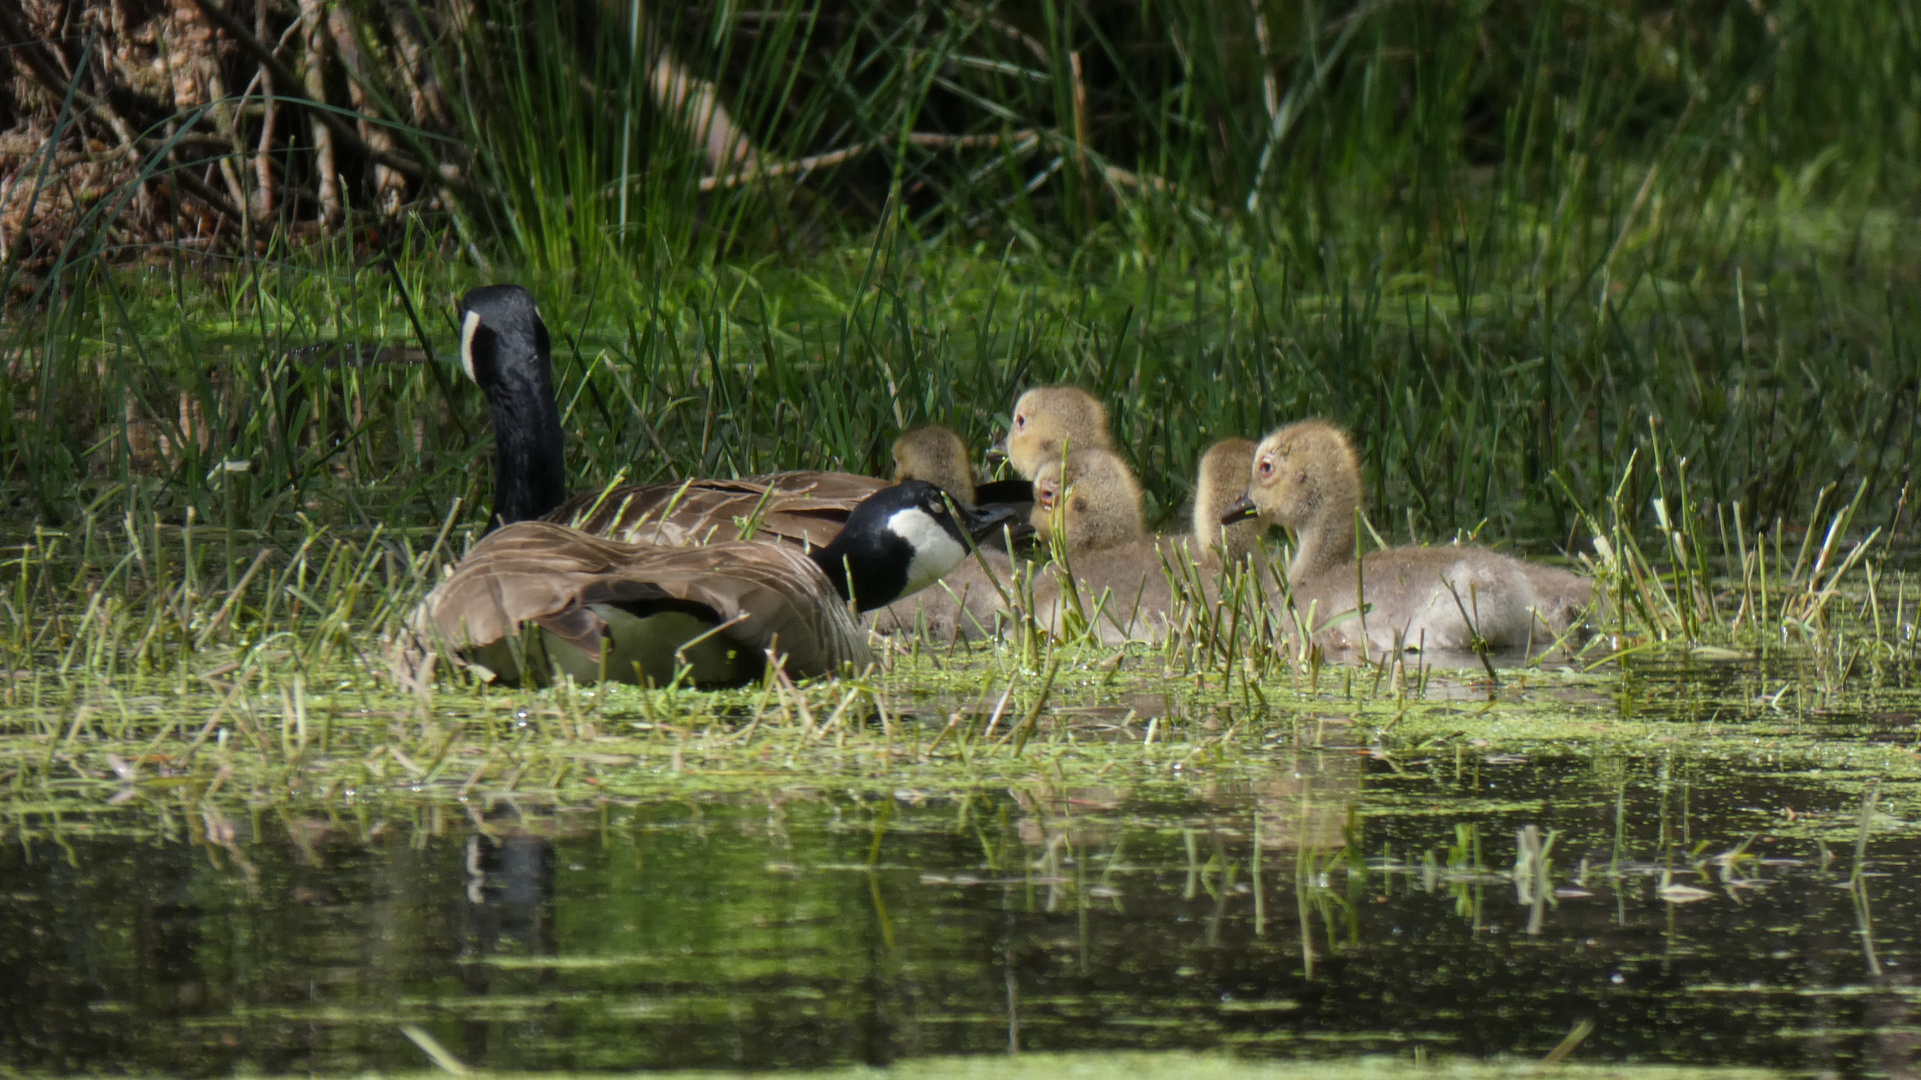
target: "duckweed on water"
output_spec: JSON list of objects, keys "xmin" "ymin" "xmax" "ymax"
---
[{"xmin": 8, "ymin": 560, "xmax": 1921, "ymax": 1074}]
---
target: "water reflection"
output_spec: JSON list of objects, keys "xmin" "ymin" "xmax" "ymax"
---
[
  {"xmin": 458, "ymin": 805, "xmax": 559, "ymax": 1065},
  {"xmin": 4, "ymin": 749, "xmax": 1921, "ymax": 1075}
]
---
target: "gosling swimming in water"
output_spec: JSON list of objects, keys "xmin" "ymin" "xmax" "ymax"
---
[{"xmin": 1223, "ymin": 419, "xmax": 1592, "ymax": 655}]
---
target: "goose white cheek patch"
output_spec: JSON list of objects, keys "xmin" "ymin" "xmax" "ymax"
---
[
  {"xmin": 459, "ymin": 310, "xmax": 482, "ymax": 383},
  {"xmin": 887, "ymin": 508, "xmax": 967, "ymax": 595}
]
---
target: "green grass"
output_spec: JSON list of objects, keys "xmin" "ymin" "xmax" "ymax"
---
[
  {"xmin": 5, "ymin": 0, "xmax": 1917, "ymax": 546},
  {"xmin": 23, "ymin": 193, "xmax": 1921, "ymax": 543}
]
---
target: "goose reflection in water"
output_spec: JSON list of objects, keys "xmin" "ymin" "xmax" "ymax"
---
[{"xmin": 457, "ymin": 805, "xmax": 557, "ymax": 1065}]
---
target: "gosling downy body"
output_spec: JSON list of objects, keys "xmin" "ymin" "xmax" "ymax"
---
[
  {"xmin": 1225, "ymin": 419, "xmax": 1592, "ymax": 655},
  {"xmin": 410, "ymin": 481, "xmax": 1005, "ymax": 687},
  {"xmin": 1027, "ymin": 447, "xmax": 1173, "ymax": 644}
]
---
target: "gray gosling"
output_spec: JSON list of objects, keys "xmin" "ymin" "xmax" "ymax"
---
[
  {"xmin": 1183, "ymin": 438, "xmax": 1266, "ymax": 570},
  {"xmin": 1028, "ymin": 447, "xmax": 1163, "ymax": 643},
  {"xmin": 891, "ymin": 425, "xmax": 979, "ymax": 507},
  {"xmin": 1029, "ymin": 440, "xmax": 1272, "ymax": 645},
  {"xmin": 1222, "ymin": 419, "xmax": 1592, "ymax": 655}
]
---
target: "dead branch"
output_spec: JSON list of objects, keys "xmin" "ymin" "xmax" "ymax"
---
[
  {"xmin": 295, "ymin": 0, "xmax": 340, "ymax": 224},
  {"xmin": 186, "ymin": 0, "xmax": 445, "ymax": 190},
  {"xmin": 326, "ymin": 2, "xmax": 407, "ymax": 214},
  {"xmin": 252, "ymin": 0, "xmax": 277, "ymax": 218},
  {"xmin": 698, "ymin": 129, "xmax": 1041, "ymax": 191},
  {"xmin": 0, "ymin": 4, "xmax": 244, "ymax": 223},
  {"xmin": 647, "ymin": 47, "xmax": 758, "ymax": 176}
]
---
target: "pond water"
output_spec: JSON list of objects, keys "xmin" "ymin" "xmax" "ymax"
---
[{"xmin": 6, "ymin": 657, "xmax": 1921, "ymax": 1077}]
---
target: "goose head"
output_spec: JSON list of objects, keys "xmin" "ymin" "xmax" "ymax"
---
[
  {"xmin": 457, "ymin": 285, "xmax": 567, "ymax": 530},
  {"xmin": 811, "ymin": 481, "xmax": 1012, "ymax": 611},
  {"xmin": 1030, "ymin": 447, "xmax": 1147, "ymax": 553},
  {"xmin": 1193, "ymin": 437, "xmax": 1261, "ymax": 563},
  {"xmin": 995, "ymin": 385, "xmax": 1114, "ymax": 481},
  {"xmin": 891, "ymin": 425, "xmax": 978, "ymax": 508},
  {"xmin": 1222, "ymin": 419, "xmax": 1362, "ymax": 579}
]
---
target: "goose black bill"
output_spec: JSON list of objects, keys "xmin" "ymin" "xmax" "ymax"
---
[
  {"xmin": 971, "ymin": 477, "xmax": 1033, "ymax": 505},
  {"xmin": 957, "ymin": 501, "xmax": 1019, "ymax": 541},
  {"xmin": 1221, "ymin": 495, "xmax": 1258, "ymax": 525}
]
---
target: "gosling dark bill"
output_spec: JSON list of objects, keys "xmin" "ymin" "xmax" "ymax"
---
[{"xmin": 1221, "ymin": 494, "xmax": 1259, "ymax": 525}]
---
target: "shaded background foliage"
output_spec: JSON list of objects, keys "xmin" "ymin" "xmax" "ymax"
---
[{"xmin": 0, "ymin": 0, "xmax": 1915, "ymax": 547}]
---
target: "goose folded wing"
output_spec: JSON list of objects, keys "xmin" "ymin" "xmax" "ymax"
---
[
  {"xmin": 421, "ymin": 524, "xmax": 871, "ymax": 678},
  {"xmin": 570, "ymin": 542, "xmax": 871, "ymax": 676},
  {"xmin": 549, "ymin": 478, "xmax": 883, "ymax": 549},
  {"xmin": 743, "ymin": 471, "xmax": 889, "ymax": 501},
  {"xmin": 421, "ymin": 522, "xmax": 635, "ymax": 647}
]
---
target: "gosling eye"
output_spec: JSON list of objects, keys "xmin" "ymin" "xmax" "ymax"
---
[
  {"xmin": 1014, "ymin": 412, "xmax": 1026, "ymax": 429},
  {"xmin": 1257, "ymin": 457, "xmax": 1273, "ymax": 478}
]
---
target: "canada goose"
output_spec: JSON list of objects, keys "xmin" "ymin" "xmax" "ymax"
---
[
  {"xmin": 458, "ymin": 286, "xmax": 1001, "ymax": 549},
  {"xmin": 867, "ymin": 425, "xmax": 1030, "ymax": 641},
  {"xmin": 891, "ymin": 422, "xmax": 1037, "ymax": 520},
  {"xmin": 411, "ymin": 480, "xmax": 1010, "ymax": 687},
  {"xmin": 1222, "ymin": 419, "xmax": 1593, "ymax": 654},
  {"xmin": 995, "ymin": 385, "xmax": 1116, "ymax": 481}
]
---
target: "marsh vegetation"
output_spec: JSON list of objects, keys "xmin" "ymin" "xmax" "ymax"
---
[{"xmin": 2, "ymin": 0, "xmax": 1919, "ymax": 1075}]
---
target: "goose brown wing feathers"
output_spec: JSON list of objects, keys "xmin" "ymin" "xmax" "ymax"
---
[
  {"xmin": 415, "ymin": 521, "xmax": 871, "ymax": 682},
  {"xmin": 744, "ymin": 470, "xmax": 888, "ymax": 500},
  {"xmin": 546, "ymin": 473, "xmax": 888, "ymax": 549}
]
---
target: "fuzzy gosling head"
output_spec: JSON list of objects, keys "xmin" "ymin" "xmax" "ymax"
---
[
  {"xmin": 1031, "ymin": 447, "xmax": 1147, "ymax": 553},
  {"xmin": 1194, "ymin": 437, "xmax": 1261, "ymax": 561},
  {"xmin": 891, "ymin": 425, "xmax": 978, "ymax": 508},
  {"xmin": 1223, "ymin": 419, "xmax": 1362, "ymax": 532},
  {"xmin": 1001, "ymin": 386, "xmax": 1115, "ymax": 481}
]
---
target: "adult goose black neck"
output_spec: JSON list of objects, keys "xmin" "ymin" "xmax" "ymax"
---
[{"xmin": 457, "ymin": 286, "xmax": 567, "ymax": 529}]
